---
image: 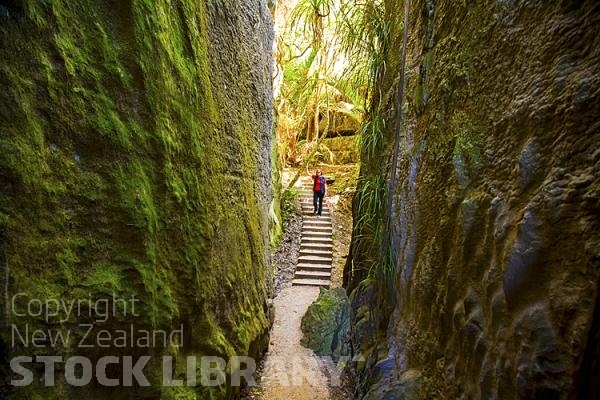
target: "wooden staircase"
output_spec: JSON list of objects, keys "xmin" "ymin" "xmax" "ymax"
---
[{"xmin": 292, "ymin": 176, "xmax": 332, "ymax": 288}]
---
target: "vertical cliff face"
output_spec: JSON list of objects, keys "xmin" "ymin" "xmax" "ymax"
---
[
  {"xmin": 347, "ymin": 1, "xmax": 599, "ymax": 398},
  {"xmin": 0, "ymin": 1, "xmax": 273, "ymax": 398}
]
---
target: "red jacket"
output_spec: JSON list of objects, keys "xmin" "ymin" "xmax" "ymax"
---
[{"xmin": 312, "ymin": 175, "xmax": 325, "ymax": 193}]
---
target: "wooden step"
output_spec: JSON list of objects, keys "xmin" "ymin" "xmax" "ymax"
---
[
  {"xmin": 300, "ymin": 239, "xmax": 332, "ymax": 244},
  {"xmin": 301, "ymin": 231, "xmax": 332, "ymax": 237},
  {"xmin": 302, "ymin": 237, "xmax": 333, "ymax": 245},
  {"xmin": 301, "ymin": 211, "xmax": 330, "ymax": 216},
  {"xmin": 296, "ymin": 263, "xmax": 332, "ymax": 273},
  {"xmin": 299, "ymin": 248, "xmax": 332, "ymax": 257},
  {"xmin": 302, "ymin": 211, "xmax": 331, "ymax": 217},
  {"xmin": 303, "ymin": 220, "xmax": 331, "ymax": 226},
  {"xmin": 301, "ymin": 232, "xmax": 332, "ymax": 238},
  {"xmin": 301, "ymin": 203, "xmax": 329, "ymax": 209},
  {"xmin": 300, "ymin": 242, "xmax": 333, "ymax": 250},
  {"xmin": 303, "ymin": 209, "xmax": 330, "ymax": 214},
  {"xmin": 298, "ymin": 255, "xmax": 332, "ymax": 265},
  {"xmin": 294, "ymin": 270, "xmax": 331, "ymax": 279},
  {"xmin": 303, "ymin": 225, "xmax": 331, "ymax": 231},
  {"xmin": 301, "ymin": 205, "xmax": 330, "ymax": 212},
  {"xmin": 300, "ymin": 198, "xmax": 327, "ymax": 203},
  {"xmin": 302, "ymin": 225, "xmax": 333, "ymax": 233},
  {"xmin": 292, "ymin": 278, "xmax": 330, "ymax": 288},
  {"xmin": 298, "ymin": 247, "xmax": 333, "ymax": 258},
  {"xmin": 304, "ymin": 216, "xmax": 332, "ymax": 222},
  {"xmin": 301, "ymin": 205, "xmax": 329, "ymax": 210},
  {"xmin": 302, "ymin": 230, "xmax": 332, "ymax": 236},
  {"xmin": 300, "ymin": 231, "xmax": 331, "ymax": 238},
  {"xmin": 300, "ymin": 196, "xmax": 327, "ymax": 201}
]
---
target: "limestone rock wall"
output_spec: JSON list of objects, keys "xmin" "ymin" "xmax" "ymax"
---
[
  {"xmin": 323, "ymin": 135, "xmax": 360, "ymax": 165},
  {"xmin": 0, "ymin": 1, "xmax": 273, "ymax": 398},
  {"xmin": 346, "ymin": 1, "xmax": 600, "ymax": 399}
]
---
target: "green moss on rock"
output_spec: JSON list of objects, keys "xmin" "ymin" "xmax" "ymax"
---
[
  {"xmin": 346, "ymin": 1, "xmax": 600, "ymax": 398},
  {"xmin": 0, "ymin": 0, "xmax": 274, "ymax": 398},
  {"xmin": 301, "ymin": 288, "xmax": 350, "ymax": 361}
]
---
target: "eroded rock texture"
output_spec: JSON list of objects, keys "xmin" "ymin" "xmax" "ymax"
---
[
  {"xmin": 0, "ymin": 1, "xmax": 273, "ymax": 398},
  {"xmin": 346, "ymin": 1, "xmax": 599, "ymax": 399}
]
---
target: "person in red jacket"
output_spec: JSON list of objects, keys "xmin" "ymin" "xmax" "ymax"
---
[{"xmin": 312, "ymin": 169, "xmax": 326, "ymax": 216}]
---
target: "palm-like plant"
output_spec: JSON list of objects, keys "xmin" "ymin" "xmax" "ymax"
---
[
  {"xmin": 277, "ymin": 0, "xmax": 363, "ymax": 167},
  {"xmin": 275, "ymin": 0, "xmax": 391, "ymax": 191},
  {"xmin": 337, "ymin": 0, "xmax": 389, "ymax": 109}
]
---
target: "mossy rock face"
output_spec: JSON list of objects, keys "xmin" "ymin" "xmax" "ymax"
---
[
  {"xmin": 346, "ymin": 0, "xmax": 600, "ymax": 399},
  {"xmin": 322, "ymin": 135, "xmax": 359, "ymax": 165},
  {"xmin": 363, "ymin": 369, "xmax": 423, "ymax": 400},
  {"xmin": 300, "ymin": 288, "xmax": 350, "ymax": 361},
  {"xmin": 0, "ymin": 0, "xmax": 274, "ymax": 399}
]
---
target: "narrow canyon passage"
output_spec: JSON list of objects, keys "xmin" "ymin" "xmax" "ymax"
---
[
  {"xmin": 252, "ymin": 286, "xmax": 330, "ymax": 400},
  {"xmin": 0, "ymin": 1, "xmax": 598, "ymax": 400},
  {"xmin": 246, "ymin": 167, "xmax": 355, "ymax": 399}
]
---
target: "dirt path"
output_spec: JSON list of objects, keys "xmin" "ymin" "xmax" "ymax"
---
[{"xmin": 252, "ymin": 286, "xmax": 331, "ymax": 399}]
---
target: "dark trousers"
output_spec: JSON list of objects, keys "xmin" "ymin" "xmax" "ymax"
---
[{"xmin": 313, "ymin": 191, "xmax": 324, "ymax": 215}]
